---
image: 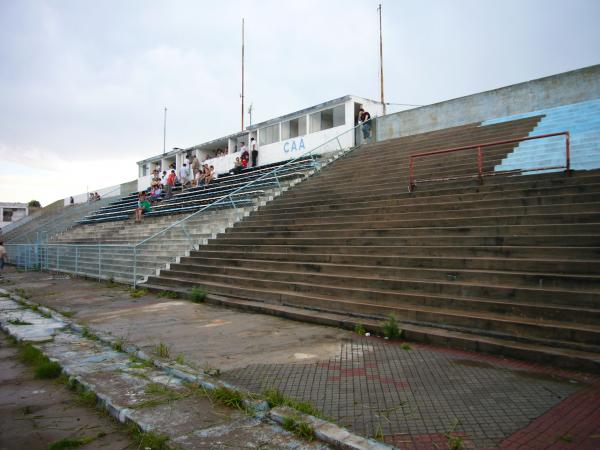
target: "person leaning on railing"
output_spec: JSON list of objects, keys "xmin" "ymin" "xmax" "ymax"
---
[{"xmin": 358, "ymin": 108, "xmax": 372, "ymax": 141}]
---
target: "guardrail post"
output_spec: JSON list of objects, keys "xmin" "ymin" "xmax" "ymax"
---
[
  {"xmin": 565, "ymin": 132, "xmax": 571, "ymax": 176},
  {"xmin": 75, "ymin": 247, "xmax": 78, "ymax": 276},
  {"xmin": 408, "ymin": 157, "xmax": 415, "ymax": 192},
  {"xmin": 229, "ymin": 195, "xmax": 237, "ymax": 209},
  {"xmin": 133, "ymin": 246, "xmax": 137, "ymax": 288},
  {"xmin": 477, "ymin": 146, "xmax": 484, "ymax": 184}
]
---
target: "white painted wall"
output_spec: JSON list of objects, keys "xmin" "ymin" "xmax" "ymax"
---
[
  {"xmin": 64, "ymin": 183, "xmax": 122, "ymax": 205},
  {"xmin": 0, "ymin": 204, "xmax": 28, "ymax": 229}
]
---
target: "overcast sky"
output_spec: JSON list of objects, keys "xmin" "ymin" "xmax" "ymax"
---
[{"xmin": 1, "ymin": 0, "xmax": 599, "ymax": 205}]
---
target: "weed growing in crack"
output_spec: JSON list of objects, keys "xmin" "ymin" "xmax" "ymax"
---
[
  {"xmin": 153, "ymin": 342, "xmax": 170, "ymax": 358},
  {"xmin": 126, "ymin": 423, "xmax": 171, "ymax": 450},
  {"xmin": 43, "ymin": 434, "xmax": 99, "ymax": 450},
  {"xmin": 17, "ymin": 344, "xmax": 62, "ymax": 379},
  {"xmin": 401, "ymin": 343, "xmax": 412, "ymax": 351},
  {"xmin": 8, "ymin": 318, "xmax": 32, "ymax": 325},
  {"xmin": 263, "ymin": 388, "xmax": 322, "ymax": 418},
  {"xmin": 202, "ymin": 366, "xmax": 221, "ymax": 377},
  {"xmin": 175, "ymin": 354, "xmax": 185, "ymax": 365},
  {"xmin": 128, "ymin": 356, "xmax": 153, "ymax": 369},
  {"xmin": 112, "ymin": 339, "xmax": 124, "ymax": 352},
  {"xmin": 158, "ymin": 290, "xmax": 179, "ymax": 299},
  {"xmin": 82, "ymin": 327, "xmax": 99, "ymax": 341},
  {"xmin": 373, "ymin": 423, "xmax": 385, "ymax": 441},
  {"xmin": 282, "ymin": 417, "xmax": 315, "ymax": 442},
  {"xmin": 129, "ymin": 288, "xmax": 148, "ymax": 299},
  {"xmin": 382, "ymin": 314, "xmax": 402, "ymax": 340},
  {"xmin": 211, "ymin": 386, "xmax": 245, "ymax": 410},
  {"xmin": 131, "ymin": 382, "xmax": 186, "ymax": 410}
]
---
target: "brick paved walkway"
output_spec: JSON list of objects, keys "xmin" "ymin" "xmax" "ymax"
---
[{"xmin": 222, "ymin": 338, "xmax": 598, "ymax": 449}]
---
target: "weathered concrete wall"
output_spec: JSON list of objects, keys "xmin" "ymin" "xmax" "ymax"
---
[{"xmin": 376, "ymin": 65, "xmax": 600, "ymax": 140}]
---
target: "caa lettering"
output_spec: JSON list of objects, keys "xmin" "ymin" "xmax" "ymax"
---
[{"xmin": 283, "ymin": 138, "xmax": 306, "ymax": 153}]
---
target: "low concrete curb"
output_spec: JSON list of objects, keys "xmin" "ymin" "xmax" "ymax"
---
[
  {"xmin": 270, "ymin": 406, "xmax": 393, "ymax": 450},
  {"xmin": 0, "ymin": 288, "xmax": 393, "ymax": 449}
]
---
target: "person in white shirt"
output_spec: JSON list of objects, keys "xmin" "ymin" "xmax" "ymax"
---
[{"xmin": 178, "ymin": 164, "xmax": 191, "ymax": 189}]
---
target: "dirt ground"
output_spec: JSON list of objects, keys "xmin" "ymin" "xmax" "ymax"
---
[{"xmin": 0, "ymin": 333, "xmax": 134, "ymax": 450}]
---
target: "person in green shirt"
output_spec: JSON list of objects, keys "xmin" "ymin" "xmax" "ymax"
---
[{"xmin": 135, "ymin": 192, "xmax": 152, "ymax": 223}]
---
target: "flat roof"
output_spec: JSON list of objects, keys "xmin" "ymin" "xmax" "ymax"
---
[
  {"xmin": 138, "ymin": 94, "xmax": 378, "ymax": 165},
  {"xmin": 247, "ymin": 95, "xmax": 377, "ymax": 130}
]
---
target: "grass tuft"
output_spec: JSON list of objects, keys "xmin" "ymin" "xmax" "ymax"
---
[
  {"xmin": 82, "ymin": 327, "xmax": 99, "ymax": 341},
  {"xmin": 43, "ymin": 435, "xmax": 96, "ymax": 450},
  {"xmin": 153, "ymin": 342, "xmax": 170, "ymax": 358},
  {"xmin": 188, "ymin": 287, "xmax": 206, "ymax": 303},
  {"xmin": 353, "ymin": 324, "xmax": 366, "ymax": 335},
  {"xmin": 126, "ymin": 423, "xmax": 170, "ymax": 450},
  {"xmin": 211, "ymin": 386, "xmax": 245, "ymax": 410},
  {"xmin": 35, "ymin": 361, "xmax": 62, "ymax": 379},
  {"xmin": 263, "ymin": 388, "xmax": 322, "ymax": 417},
  {"xmin": 382, "ymin": 314, "xmax": 402, "ymax": 340},
  {"xmin": 129, "ymin": 288, "xmax": 148, "ymax": 298},
  {"xmin": 158, "ymin": 290, "xmax": 179, "ymax": 299},
  {"xmin": 401, "ymin": 343, "xmax": 412, "ymax": 351},
  {"xmin": 8, "ymin": 318, "xmax": 32, "ymax": 325},
  {"xmin": 281, "ymin": 416, "xmax": 315, "ymax": 442}
]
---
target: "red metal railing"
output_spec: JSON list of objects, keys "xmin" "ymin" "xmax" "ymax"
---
[{"xmin": 407, "ymin": 131, "xmax": 570, "ymax": 192}]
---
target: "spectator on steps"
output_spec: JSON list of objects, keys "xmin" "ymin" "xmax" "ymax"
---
[
  {"xmin": 358, "ymin": 108, "xmax": 372, "ymax": 141},
  {"xmin": 230, "ymin": 157, "xmax": 243, "ymax": 175},
  {"xmin": 191, "ymin": 155, "xmax": 200, "ymax": 180},
  {"xmin": 135, "ymin": 192, "xmax": 152, "ymax": 223},
  {"xmin": 165, "ymin": 169, "xmax": 176, "ymax": 198},
  {"xmin": 150, "ymin": 184, "xmax": 162, "ymax": 203},
  {"xmin": 241, "ymin": 152, "xmax": 249, "ymax": 169},
  {"xmin": 69, "ymin": 196, "xmax": 74, "ymax": 206},
  {"xmin": 251, "ymin": 137, "xmax": 258, "ymax": 167},
  {"xmin": 195, "ymin": 164, "xmax": 209, "ymax": 188},
  {"xmin": 204, "ymin": 165, "xmax": 217, "ymax": 187},
  {"xmin": 161, "ymin": 170, "xmax": 168, "ymax": 186},
  {"xmin": 179, "ymin": 163, "xmax": 191, "ymax": 189},
  {"xmin": 0, "ymin": 241, "xmax": 6, "ymax": 278}
]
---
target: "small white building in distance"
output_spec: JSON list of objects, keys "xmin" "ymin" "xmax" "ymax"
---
[
  {"xmin": 0, "ymin": 202, "xmax": 28, "ymax": 229},
  {"xmin": 136, "ymin": 95, "xmax": 383, "ymax": 191}
]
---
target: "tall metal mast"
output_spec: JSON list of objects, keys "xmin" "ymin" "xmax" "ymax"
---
[
  {"xmin": 241, "ymin": 18, "xmax": 245, "ymax": 130},
  {"xmin": 378, "ymin": 4, "xmax": 386, "ymax": 115}
]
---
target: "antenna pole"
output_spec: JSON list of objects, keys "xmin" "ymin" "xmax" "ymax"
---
[
  {"xmin": 163, "ymin": 106, "xmax": 167, "ymax": 155},
  {"xmin": 378, "ymin": 4, "xmax": 386, "ymax": 115},
  {"xmin": 241, "ymin": 18, "xmax": 245, "ymax": 130}
]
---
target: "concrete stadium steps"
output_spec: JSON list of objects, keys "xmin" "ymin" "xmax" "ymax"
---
[{"xmin": 144, "ymin": 115, "xmax": 600, "ymax": 371}]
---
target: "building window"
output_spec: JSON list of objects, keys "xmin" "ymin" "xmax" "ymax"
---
[
  {"xmin": 3, "ymin": 209, "xmax": 14, "ymax": 222},
  {"xmin": 281, "ymin": 116, "xmax": 307, "ymax": 140},
  {"xmin": 259, "ymin": 123, "xmax": 280, "ymax": 146},
  {"xmin": 309, "ymin": 104, "xmax": 345, "ymax": 133},
  {"xmin": 141, "ymin": 164, "xmax": 148, "ymax": 177}
]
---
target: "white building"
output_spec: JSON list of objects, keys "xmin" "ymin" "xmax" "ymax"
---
[
  {"xmin": 0, "ymin": 202, "xmax": 29, "ymax": 229},
  {"xmin": 137, "ymin": 95, "xmax": 383, "ymax": 191}
]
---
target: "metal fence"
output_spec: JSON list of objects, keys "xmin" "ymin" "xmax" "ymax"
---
[{"xmin": 6, "ymin": 117, "xmax": 379, "ymax": 286}]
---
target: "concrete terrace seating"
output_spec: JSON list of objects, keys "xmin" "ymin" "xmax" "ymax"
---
[
  {"xmin": 484, "ymin": 98, "xmax": 600, "ymax": 172},
  {"xmin": 144, "ymin": 116, "xmax": 600, "ymax": 372},
  {"xmin": 77, "ymin": 157, "xmax": 318, "ymax": 225},
  {"xmin": 3, "ymin": 199, "xmax": 118, "ymax": 244},
  {"xmin": 41, "ymin": 156, "xmax": 321, "ymax": 282}
]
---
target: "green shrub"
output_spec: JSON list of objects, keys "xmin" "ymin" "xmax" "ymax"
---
[
  {"xmin": 130, "ymin": 288, "xmax": 148, "ymax": 298},
  {"xmin": 382, "ymin": 314, "xmax": 402, "ymax": 339},
  {"xmin": 353, "ymin": 324, "xmax": 366, "ymax": 335},
  {"xmin": 158, "ymin": 290, "xmax": 179, "ymax": 299},
  {"xmin": 188, "ymin": 287, "xmax": 206, "ymax": 303},
  {"xmin": 35, "ymin": 361, "xmax": 62, "ymax": 379}
]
